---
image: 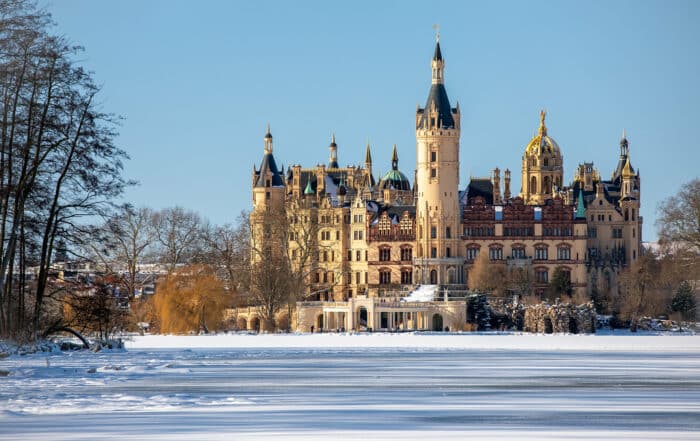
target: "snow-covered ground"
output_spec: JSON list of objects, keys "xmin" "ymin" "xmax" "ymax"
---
[{"xmin": 2, "ymin": 333, "xmax": 700, "ymax": 440}]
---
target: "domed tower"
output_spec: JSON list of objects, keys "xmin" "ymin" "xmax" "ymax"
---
[
  {"xmin": 379, "ymin": 144, "xmax": 412, "ymax": 204},
  {"xmin": 415, "ymin": 34, "xmax": 463, "ymax": 285},
  {"xmin": 521, "ymin": 110, "xmax": 564, "ymax": 204}
]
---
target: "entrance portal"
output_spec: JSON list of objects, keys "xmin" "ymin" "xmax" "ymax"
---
[
  {"xmin": 430, "ymin": 269, "xmax": 438, "ymax": 284},
  {"xmin": 358, "ymin": 307, "xmax": 368, "ymax": 329},
  {"xmin": 432, "ymin": 313, "xmax": 443, "ymax": 332}
]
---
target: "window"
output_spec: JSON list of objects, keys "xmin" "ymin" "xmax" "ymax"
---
[
  {"xmin": 467, "ymin": 247, "xmax": 480, "ymax": 261},
  {"xmin": 265, "ymin": 191, "xmax": 270, "ymax": 200},
  {"xmin": 323, "ymin": 272, "xmax": 328, "ymax": 283},
  {"xmin": 355, "ymin": 272, "xmax": 361, "ymax": 284},
  {"xmin": 446, "ymin": 247, "xmax": 451, "ymax": 258},
  {"xmin": 612, "ymin": 228, "xmax": 623, "ymax": 239},
  {"xmin": 379, "ymin": 270, "xmax": 391, "ymax": 285},
  {"xmin": 535, "ymin": 246, "xmax": 548, "ymax": 260},
  {"xmin": 400, "ymin": 247, "xmax": 413, "ymax": 261},
  {"xmin": 336, "ymin": 231, "xmax": 340, "ymax": 240},
  {"xmin": 430, "ymin": 226, "xmax": 437, "ymax": 239},
  {"xmin": 536, "ymin": 269, "xmax": 548, "ymax": 283},
  {"xmin": 401, "ymin": 269, "xmax": 413, "ymax": 284},
  {"xmin": 504, "ymin": 227, "xmax": 534, "ymax": 237},
  {"xmin": 588, "ymin": 227, "xmax": 597, "ymax": 238},
  {"xmin": 314, "ymin": 272, "xmax": 320, "ymax": 283},
  {"xmin": 431, "ymin": 247, "xmax": 438, "ymax": 258},
  {"xmin": 379, "ymin": 247, "xmax": 391, "ymax": 262},
  {"xmin": 445, "ymin": 227, "xmax": 451, "ymax": 239},
  {"xmin": 353, "ymin": 230, "xmax": 364, "ymax": 240},
  {"xmin": 489, "ymin": 247, "xmax": 503, "ymax": 260},
  {"xmin": 464, "ymin": 227, "xmax": 495, "ymax": 237},
  {"xmin": 291, "ymin": 250, "xmax": 297, "ymax": 260},
  {"xmin": 557, "ymin": 246, "xmax": 571, "ymax": 260},
  {"xmin": 430, "ymin": 151, "xmax": 437, "ymax": 162},
  {"xmin": 430, "ymin": 168, "xmax": 437, "ymax": 178},
  {"xmin": 511, "ymin": 247, "xmax": 526, "ymax": 259},
  {"xmin": 347, "ymin": 250, "xmax": 352, "ymax": 261},
  {"xmin": 356, "ymin": 250, "xmax": 361, "ymax": 261}
]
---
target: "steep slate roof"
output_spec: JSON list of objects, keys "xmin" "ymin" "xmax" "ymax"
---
[
  {"xmin": 463, "ymin": 178, "xmax": 494, "ymax": 205},
  {"xmin": 417, "ymin": 83, "xmax": 455, "ymax": 130},
  {"xmin": 254, "ymin": 153, "xmax": 284, "ymax": 187}
]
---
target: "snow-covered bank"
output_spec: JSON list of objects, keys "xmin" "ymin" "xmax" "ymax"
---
[{"xmin": 126, "ymin": 332, "xmax": 700, "ymax": 352}]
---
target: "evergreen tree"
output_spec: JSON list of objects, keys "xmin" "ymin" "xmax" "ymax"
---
[{"xmin": 671, "ymin": 281, "xmax": 697, "ymax": 321}]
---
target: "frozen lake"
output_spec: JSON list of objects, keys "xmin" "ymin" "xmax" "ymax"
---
[{"xmin": 2, "ymin": 333, "xmax": 700, "ymax": 440}]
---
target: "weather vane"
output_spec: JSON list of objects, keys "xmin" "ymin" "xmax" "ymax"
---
[{"xmin": 432, "ymin": 24, "xmax": 440, "ymax": 42}]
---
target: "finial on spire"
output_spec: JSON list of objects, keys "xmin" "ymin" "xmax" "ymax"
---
[
  {"xmin": 264, "ymin": 123, "xmax": 273, "ymax": 153},
  {"xmin": 391, "ymin": 144, "xmax": 399, "ymax": 170},
  {"xmin": 538, "ymin": 109, "xmax": 547, "ymax": 136},
  {"xmin": 622, "ymin": 128, "xmax": 626, "ymax": 141},
  {"xmin": 331, "ymin": 131, "xmax": 336, "ymax": 145},
  {"xmin": 432, "ymin": 24, "xmax": 440, "ymax": 42}
]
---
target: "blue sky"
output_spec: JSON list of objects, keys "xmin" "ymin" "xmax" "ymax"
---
[{"xmin": 47, "ymin": 0, "xmax": 700, "ymax": 241}]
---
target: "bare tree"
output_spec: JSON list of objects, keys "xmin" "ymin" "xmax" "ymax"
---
[
  {"xmin": 468, "ymin": 250, "xmax": 507, "ymax": 296},
  {"xmin": 153, "ymin": 206, "xmax": 202, "ymax": 273},
  {"xmin": 81, "ymin": 206, "xmax": 156, "ymax": 300},
  {"xmin": 658, "ymin": 179, "xmax": 700, "ymax": 253},
  {"xmin": 201, "ymin": 211, "xmax": 250, "ymax": 305},
  {"xmin": 0, "ymin": 2, "xmax": 129, "ymax": 339}
]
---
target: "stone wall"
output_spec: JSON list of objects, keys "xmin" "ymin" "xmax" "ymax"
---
[
  {"xmin": 488, "ymin": 298, "xmax": 596, "ymax": 334},
  {"xmin": 522, "ymin": 302, "xmax": 596, "ymax": 334}
]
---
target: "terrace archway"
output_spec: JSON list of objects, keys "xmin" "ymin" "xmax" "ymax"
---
[{"xmin": 432, "ymin": 314, "xmax": 443, "ymax": 332}]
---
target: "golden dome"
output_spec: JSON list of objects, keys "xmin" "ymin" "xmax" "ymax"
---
[{"xmin": 525, "ymin": 110, "xmax": 561, "ymax": 157}]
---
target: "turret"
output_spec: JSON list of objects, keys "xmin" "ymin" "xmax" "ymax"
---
[
  {"xmin": 328, "ymin": 133, "xmax": 339, "ymax": 169},
  {"xmin": 492, "ymin": 167, "xmax": 501, "ymax": 204},
  {"xmin": 504, "ymin": 169, "xmax": 511, "ymax": 200}
]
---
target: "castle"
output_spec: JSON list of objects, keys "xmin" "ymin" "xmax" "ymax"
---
[{"xmin": 248, "ymin": 37, "xmax": 641, "ymax": 332}]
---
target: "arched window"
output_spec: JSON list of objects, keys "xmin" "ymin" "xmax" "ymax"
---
[
  {"xmin": 530, "ymin": 176, "xmax": 537, "ymax": 193},
  {"xmin": 535, "ymin": 245, "xmax": 548, "ymax": 260},
  {"xmin": 544, "ymin": 176, "xmax": 552, "ymax": 194},
  {"xmin": 379, "ymin": 246, "xmax": 391, "ymax": 262},
  {"xmin": 467, "ymin": 245, "xmax": 480, "ymax": 261},
  {"xmin": 557, "ymin": 245, "xmax": 571, "ymax": 260}
]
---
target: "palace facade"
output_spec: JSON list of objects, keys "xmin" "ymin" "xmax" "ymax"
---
[{"xmin": 249, "ymin": 37, "xmax": 641, "ymax": 330}]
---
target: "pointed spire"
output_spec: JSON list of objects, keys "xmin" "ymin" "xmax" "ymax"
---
[
  {"xmin": 576, "ymin": 189, "xmax": 586, "ymax": 219},
  {"xmin": 365, "ymin": 142, "xmax": 372, "ymax": 164},
  {"xmin": 620, "ymin": 128, "xmax": 629, "ymax": 157},
  {"xmin": 264, "ymin": 124, "xmax": 273, "ymax": 153},
  {"xmin": 431, "ymin": 29, "xmax": 445, "ymax": 85},
  {"xmin": 432, "ymin": 24, "xmax": 442, "ymax": 59},
  {"xmin": 328, "ymin": 132, "xmax": 338, "ymax": 169},
  {"xmin": 391, "ymin": 144, "xmax": 399, "ymax": 170},
  {"xmin": 304, "ymin": 179, "xmax": 314, "ymax": 196},
  {"xmin": 622, "ymin": 155, "xmax": 634, "ymax": 178}
]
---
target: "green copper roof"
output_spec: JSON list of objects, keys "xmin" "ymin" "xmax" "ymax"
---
[
  {"xmin": 304, "ymin": 179, "xmax": 314, "ymax": 195},
  {"xmin": 575, "ymin": 189, "xmax": 586, "ymax": 219}
]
